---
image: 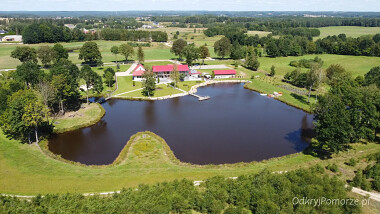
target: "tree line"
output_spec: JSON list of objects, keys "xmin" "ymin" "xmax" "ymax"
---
[
  {"xmin": 21, "ymin": 23, "xmax": 168, "ymax": 44},
  {"xmin": 0, "ymin": 167, "xmax": 361, "ymax": 213},
  {"xmin": 153, "ymin": 15, "xmax": 380, "ymax": 28}
]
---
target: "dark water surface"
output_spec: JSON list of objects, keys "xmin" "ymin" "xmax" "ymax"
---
[{"xmin": 49, "ymin": 83, "xmax": 314, "ymax": 165}]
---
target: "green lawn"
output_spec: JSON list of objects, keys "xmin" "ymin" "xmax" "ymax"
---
[
  {"xmin": 0, "ymin": 41, "xmax": 177, "ymax": 69},
  {"xmin": 1, "ymin": 129, "xmax": 379, "ymax": 195},
  {"xmin": 258, "ymin": 54, "xmax": 380, "ymax": 77},
  {"xmin": 245, "ymin": 78, "xmax": 316, "ymax": 112},
  {"xmin": 53, "ymin": 103, "xmax": 105, "ymax": 133},
  {"xmin": 316, "ymin": 26, "xmax": 380, "ymax": 39},
  {"xmin": 114, "ymin": 76, "xmax": 143, "ymax": 95}
]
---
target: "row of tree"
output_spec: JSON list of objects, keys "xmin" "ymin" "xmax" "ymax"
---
[
  {"xmin": 100, "ymin": 28, "xmax": 168, "ymax": 42},
  {"xmin": 21, "ymin": 23, "xmax": 168, "ymax": 44},
  {"xmin": 0, "ymin": 167, "xmax": 361, "ymax": 213}
]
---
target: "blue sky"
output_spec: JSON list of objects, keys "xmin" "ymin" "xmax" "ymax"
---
[{"xmin": 1, "ymin": 0, "xmax": 380, "ymax": 11}]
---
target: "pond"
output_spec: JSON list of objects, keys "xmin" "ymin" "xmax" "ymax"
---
[{"xmin": 49, "ymin": 83, "xmax": 314, "ymax": 165}]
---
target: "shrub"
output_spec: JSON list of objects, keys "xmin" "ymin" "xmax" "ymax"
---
[
  {"xmin": 326, "ymin": 163, "xmax": 339, "ymax": 172},
  {"xmin": 346, "ymin": 158, "xmax": 357, "ymax": 167}
]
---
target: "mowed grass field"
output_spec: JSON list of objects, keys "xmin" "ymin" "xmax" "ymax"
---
[
  {"xmin": 0, "ymin": 40, "xmax": 177, "ymax": 69},
  {"xmin": 316, "ymin": 26, "xmax": 380, "ymax": 39},
  {"xmin": 1, "ymin": 129, "xmax": 379, "ymax": 195},
  {"xmin": 258, "ymin": 54, "xmax": 380, "ymax": 77}
]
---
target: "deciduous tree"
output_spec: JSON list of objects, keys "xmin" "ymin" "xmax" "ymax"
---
[
  {"xmin": 214, "ymin": 37, "xmax": 231, "ymax": 59},
  {"xmin": 182, "ymin": 44, "xmax": 200, "ymax": 66},
  {"xmin": 171, "ymin": 39, "xmax": 187, "ymax": 59},
  {"xmin": 142, "ymin": 70, "xmax": 156, "ymax": 97},
  {"xmin": 11, "ymin": 46, "xmax": 37, "ymax": 63},
  {"xmin": 119, "ymin": 44, "xmax": 134, "ymax": 62},
  {"xmin": 79, "ymin": 41, "xmax": 103, "ymax": 66},
  {"xmin": 37, "ymin": 46, "xmax": 54, "ymax": 67},
  {"xmin": 199, "ymin": 45, "xmax": 210, "ymax": 65},
  {"xmin": 137, "ymin": 46, "xmax": 145, "ymax": 64}
]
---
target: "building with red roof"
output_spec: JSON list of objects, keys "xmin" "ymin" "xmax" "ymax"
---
[
  {"xmin": 132, "ymin": 64, "xmax": 146, "ymax": 80},
  {"xmin": 212, "ymin": 70, "xmax": 236, "ymax": 79},
  {"xmin": 152, "ymin": 64, "xmax": 189, "ymax": 78}
]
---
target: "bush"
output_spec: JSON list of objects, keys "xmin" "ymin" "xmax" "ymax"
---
[
  {"xmin": 346, "ymin": 158, "xmax": 357, "ymax": 167},
  {"xmin": 326, "ymin": 163, "xmax": 339, "ymax": 172}
]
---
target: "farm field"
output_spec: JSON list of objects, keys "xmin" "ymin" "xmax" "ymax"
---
[
  {"xmin": 1, "ymin": 129, "xmax": 379, "ymax": 195},
  {"xmin": 316, "ymin": 26, "xmax": 380, "ymax": 39}
]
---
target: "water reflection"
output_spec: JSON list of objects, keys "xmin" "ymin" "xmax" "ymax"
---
[{"xmin": 49, "ymin": 83, "xmax": 314, "ymax": 165}]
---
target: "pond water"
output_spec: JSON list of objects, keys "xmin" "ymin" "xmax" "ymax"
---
[{"xmin": 49, "ymin": 83, "xmax": 314, "ymax": 165}]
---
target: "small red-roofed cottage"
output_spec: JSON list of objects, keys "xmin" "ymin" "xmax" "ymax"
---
[
  {"xmin": 212, "ymin": 70, "xmax": 236, "ymax": 79},
  {"xmin": 132, "ymin": 64, "xmax": 146, "ymax": 80},
  {"xmin": 152, "ymin": 64, "xmax": 189, "ymax": 78}
]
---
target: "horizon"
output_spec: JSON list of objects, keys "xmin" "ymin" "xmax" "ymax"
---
[{"xmin": 2, "ymin": 0, "xmax": 380, "ymax": 12}]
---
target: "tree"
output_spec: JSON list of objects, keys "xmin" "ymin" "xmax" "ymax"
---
[
  {"xmin": 313, "ymin": 93, "xmax": 354, "ymax": 155},
  {"xmin": 270, "ymin": 65, "xmax": 276, "ymax": 77},
  {"xmin": 230, "ymin": 41, "xmax": 245, "ymax": 60},
  {"xmin": 36, "ymin": 80, "xmax": 56, "ymax": 111},
  {"xmin": 13, "ymin": 62, "xmax": 44, "ymax": 88},
  {"xmin": 326, "ymin": 64, "xmax": 346, "ymax": 81},
  {"xmin": 306, "ymin": 64, "xmax": 325, "ymax": 102},
  {"xmin": 79, "ymin": 41, "xmax": 103, "ymax": 66},
  {"xmin": 119, "ymin": 43, "xmax": 134, "ymax": 62},
  {"xmin": 80, "ymin": 65, "xmax": 103, "ymax": 104},
  {"xmin": 10, "ymin": 46, "xmax": 37, "ymax": 63},
  {"xmin": 182, "ymin": 44, "xmax": 200, "ymax": 66},
  {"xmin": 266, "ymin": 40, "xmax": 280, "ymax": 57},
  {"xmin": 199, "ymin": 45, "xmax": 210, "ymax": 65},
  {"xmin": 110, "ymin": 45, "xmax": 119, "ymax": 63},
  {"xmin": 37, "ymin": 46, "xmax": 54, "ymax": 67},
  {"xmin": 245, "ymin": 55, "xmax": 260, "ymax": 71},
  {"xmin": 49, "ymin": 59, "xmax": 80, "ymax": 113},
  {"xmin": 103, "ymin": 67, "xmax": 115, "ymax": 88},
  {"xmin": 137, "ymin": 46, "xmax": 145, "ymax": 64},
  {"xmin": 52, "ymin": 43, "xmax": 69, "ymax": 62},
  {"xmin": 170, "ymin": 64, "xmax": 180, "ymax": 87},
  {"xmin": 0, "ymin": 90, "xmax": 50, "ymax": 144},
  {"xmin": 364, "ymin": 66, "xmax": 380, "ymax": 88},
  {"xmin": 142, "ymin": 70, "xmax": 156, "ymax": 97},
  {"xmin": 171, "ymin": 39, "xmax": 187, "ymax": 59},
  {"xmin": 214, "ymin": 37, "xmax": 231, "ymax": 58},
  {"xmin": 22, "ymin": 101, "xmax": 49, "ymax": 144}
]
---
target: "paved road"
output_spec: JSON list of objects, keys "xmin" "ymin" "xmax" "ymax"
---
[
  {"xmin": 115, "ymin": 63, "xmax": 138, "ymax": 77},
  {"xmin": 190, "ymin": 65, "xmax": 230, "ymax": 70}
]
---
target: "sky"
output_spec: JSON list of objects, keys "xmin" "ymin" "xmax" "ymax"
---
[{"xmin": 1, "ymin": 0, "xmax": 380, "ymax": 11}]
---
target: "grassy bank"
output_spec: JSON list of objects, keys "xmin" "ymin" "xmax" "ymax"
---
[
  {"xmin": 53, "ymin": 103, "xmax": 105, "ymax": 133},
  {"xmin": 0, "ymin": 130, "xmax": 379, "ymax": 195},
  {"xmin": 244, "ymin": 79, "xmax": 315, "ymax": 112}
]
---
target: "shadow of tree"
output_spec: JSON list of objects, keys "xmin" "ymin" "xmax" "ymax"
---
[{"xmin": 291, "ymin": 93, "xmax": 309, "ymax": 105}]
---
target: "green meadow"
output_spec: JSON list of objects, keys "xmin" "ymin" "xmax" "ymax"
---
[
  {"xmin": 317, "ymin": 26, "xmax": 380, "ymax": 39},
  {"xmin": 1, "ymin": 129, "xmax": 379, "ymax": 195}
]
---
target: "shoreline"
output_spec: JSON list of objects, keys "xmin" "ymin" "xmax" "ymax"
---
[{"xmin": 113, "ymin": 79, "xmax": 250, "ymax": 100}]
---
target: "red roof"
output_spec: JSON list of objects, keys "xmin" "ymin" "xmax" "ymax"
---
[
  {"xmin": 134, "ymin": 64, "xmax": 145, "ymax": 72},
  {"xmin": 152, "ymin": 64, "xmax": 189, "ymax": 72},
  {"xmin": 132, "ymin": 70, "xmax": 144, "ymax": 76},
  {"xmin": 213, "ymin": 70, "xmax": 236, "ymax": 75}
]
